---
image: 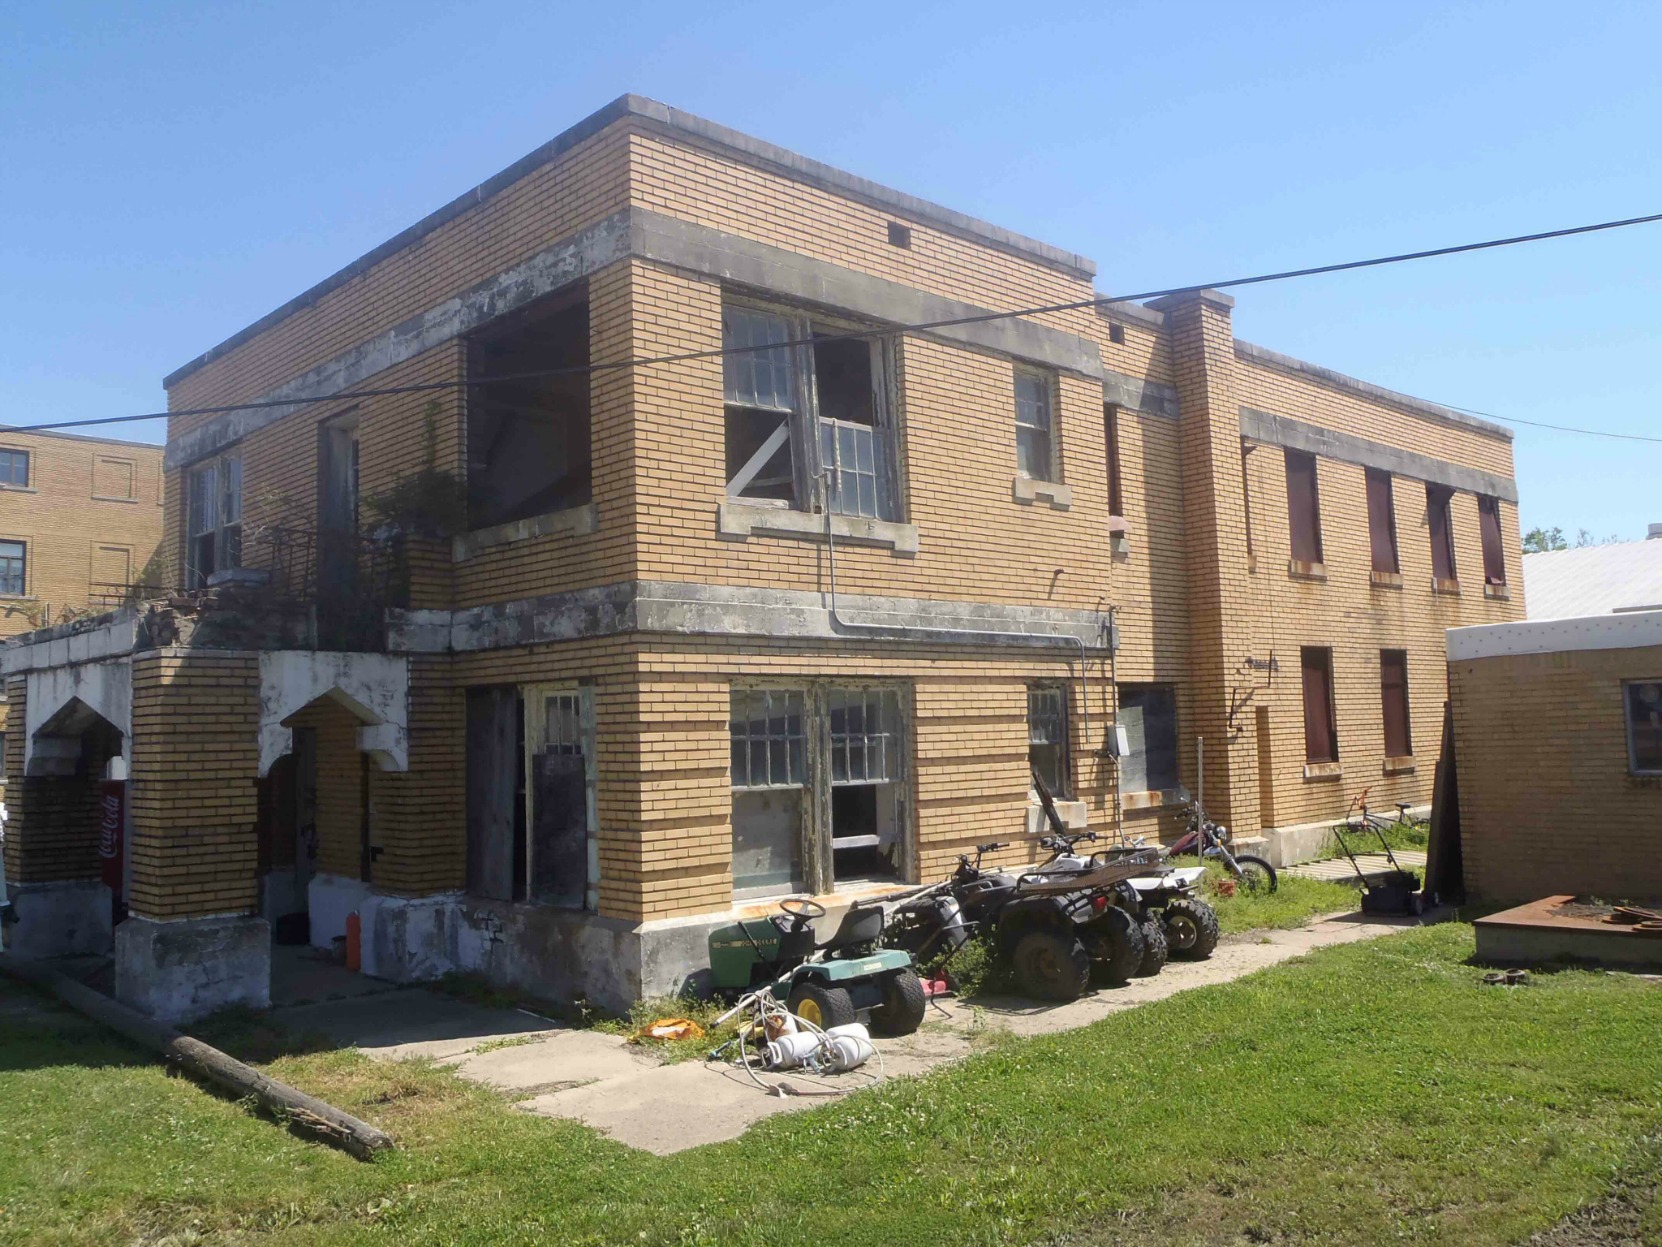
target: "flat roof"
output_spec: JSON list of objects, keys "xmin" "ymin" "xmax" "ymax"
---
[
  {"xmin": 0, "ymin": 424, "xmax": 164, "ymax": 453},
  {"xmin": 1448, "ymin": 609, "xmax": 1662, "ymax": 661},
  {"xmin": 165, "ymin": 95, "xmax": 1097, "ymax": 389}
]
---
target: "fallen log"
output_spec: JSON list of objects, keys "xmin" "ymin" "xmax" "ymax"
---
[{"xmin": 0, "ymin": 952, "xmax": 394, "ymax": 1160}]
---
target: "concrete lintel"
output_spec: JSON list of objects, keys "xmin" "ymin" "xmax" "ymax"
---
[
  {"xmin": 1, "ymin": 879, "xmax": 112, "ymax": 958},
  {"xmin": 1103, "ymin": 370, "xmax": 1179, "ymax": 419},
  {"xmin": 1235, "ymin": 340, "xmax": 1513, "ymax": 441},
  {"xmin": 716, "ymin": 500, "xmax": 920, "ymax": 551},
  {"xmin": 257, "ymin": 651, "xmax": 410, "ymax": 775},
  {"xmin": 1239, "ymin": 407, "xmax": 1519, "ymax": 503},
  {"xmin": 1448, "ymin": 608, "xmax": 1662, "ymax": 662},
  {"xmin": 115, "ymin": 913, "xmax": 270, "ymax": 1022}
]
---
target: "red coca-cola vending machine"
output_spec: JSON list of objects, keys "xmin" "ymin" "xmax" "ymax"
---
[{"xmin": 99, "ymin": 758, "xmax": 128, "ymax": 923}]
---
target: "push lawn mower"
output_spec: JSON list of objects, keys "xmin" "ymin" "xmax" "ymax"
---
[
  {"xmin": 706, "ymin": 898, "xmax": 927, "ymax": 1036},
  {"xmin": 1332, "ymin": 788, "xmax": 1431, "ymax": 916}
]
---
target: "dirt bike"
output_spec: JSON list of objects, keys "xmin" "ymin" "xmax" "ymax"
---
[{"xmin": 1166, "ymin": 787, "xmax": 1277, "ymax": 895}]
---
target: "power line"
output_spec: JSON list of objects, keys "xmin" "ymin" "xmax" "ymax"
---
[
  {"xmin": 1437, "ymin": 403, "xmax": 1662, "ymax": 445},
  {"xmin": 10, "ymin": 208, "xmax": 1662, "ymax": 437}
]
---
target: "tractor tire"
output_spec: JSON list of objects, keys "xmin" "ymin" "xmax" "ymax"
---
[
  {"xmin": 870, "ymin": 969, "xmax": 928, "ymax": 1037},
  {"xmin": 1012, "ymin": 929, "xmax": 1091, "ymax": 1002},
  {"xmin": 1135, "ymin": 915, "xmax": 1168, "ymax": 977},
  {"xmin": 1096, "ymin": 906, "xmax": 1145, "ymax": 985},
  {"xmin": 1163, "ymin": 897, "xmax": 1220, "ymax": 961},
  {"xmin": 1234, "ymin": 854, "xmax": 1278, "ymax": 895},
  {"xmin": 787, "ymin": 981, "xmax": 857, "ymax": 1030}
]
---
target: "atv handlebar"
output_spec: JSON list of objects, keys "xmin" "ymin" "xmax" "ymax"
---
[{"xmin": 1038, "ymin": 831, "xmax": 1098, "ymax": 853}]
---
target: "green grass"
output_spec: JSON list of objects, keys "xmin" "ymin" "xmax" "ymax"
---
[
  {"xmin": 1319, "ymin": 817, "xmax": 1431, "ymax": 860},
  {"xmin": 1201, "ymin": 862, "xmax": 1360, "ymax": 934},
  {"xmin": 4, "ymin": 924, "xmax": 1660, "ymax": 1246}
]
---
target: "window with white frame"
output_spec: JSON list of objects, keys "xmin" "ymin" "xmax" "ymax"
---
[
  {"xmin": 722, "ymin": 301, "xmax": 898, "ymax": 520},
  {"xmin": 1625, "ymin": 680, "xmax": 1662, "ymax": 775},
  {"xmin": 0, "ymin": 541, "xmax": 25, "ymax": 596},
  {"xmin": 1014, "ymin": 367, "xmax": 1057, "ymax": 482},
  {"xmin": 187, "ymin": 452, "xmax": 242, "ymax": 587}
]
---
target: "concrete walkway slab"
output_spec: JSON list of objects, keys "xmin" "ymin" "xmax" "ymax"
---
[
  {"xmin": 273, "ymin": 987, "xmax": 557, "ymax": 1061},
  {"xmin": 1285, "ymin": 849, "xmax": 1427, "ymax": 885},
  {"xmin": 444, "ymin": 1028, "xmax": 653, "ymax": 1092}
]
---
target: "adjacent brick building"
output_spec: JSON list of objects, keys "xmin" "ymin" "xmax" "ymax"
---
[{"xmin": 1, "ymin": 97, "xmax": 1523, "ymax": 1018}]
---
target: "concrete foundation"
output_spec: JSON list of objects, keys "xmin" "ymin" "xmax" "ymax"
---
[
  {"xmin": 114, "ymin": 913, "xmax": 271, "ymax": 1022},
  {"xmin": 308, "ymin": 873, "xmax": 372, "ymax": 950},
  {"xmin": 0, "ymin": 879, "xmax": 112, "ymax": 958},
  {"xmin": 260, "ymin": 869, "xmax": 307, "ymax": 921},
  {"xmin": 1474, "ymin": 895, "xmax": 1662, "ymax": 973},
  {"xmin": 1260, "ymin": 806, "xmax": 1429, "ymax": 868}
]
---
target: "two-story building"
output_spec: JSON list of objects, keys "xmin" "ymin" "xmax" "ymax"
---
[{"xmin": 0, "ymin": 97, "xmax": 1522, "ymax": 1019}]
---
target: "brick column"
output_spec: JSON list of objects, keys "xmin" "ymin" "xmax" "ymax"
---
[
  {"xmin": 117, "ymin": 649, "xmax": 268, "ymax": 1020},
  {"xmin": 1147, "ymin": 290, "xmax": 1265, "ymax": 833}
]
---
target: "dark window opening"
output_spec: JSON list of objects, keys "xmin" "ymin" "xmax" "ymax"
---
[
  {"xmin": 1241, "ymin": 441, "xmax": 1256, "ymax": 559},
  {"xmin": 465, "ymin": 687, "xmax": 526, "ymax": 903},
  {"xmin": 1105, "ymin": 404, "xmax": 1124, "ymax": 518},
  {"xmin": 1366, "ymin": 468, "xmax": 1400, "ymax": 574},
  {"xmin": 1118, "ymin": 684, "xmax": 1179, "ymax": 794},
  {"xmin": 0, "ymin": 540, "xmax": 24, "ymax": 596},
  {"xmin": 1301, "ymin": 647, "xmax": 1339, "ymax": 764},
  {"xmin": 0, "ymin": 449, "xmax": 29, "ymax": 487},
  {"xmin": 886, "ymin": 221, "xmax": 912, "ymax": 248},
  {"xmin": 1380, "ymin": 649, "xmax": 1412, "ymax": 758},
  {"xmin": 1478, "ymin": 494, "xmax": 1506, "ymax": 585},
  {"xmin": 467, "ymin": 291, "xmax": 591, "ymax": 530},
  {"xmin": 828, "ymin": 688, "xmax": 904, "ymax": 884},
  {"xmin": 1028, "ymin": 684, "xmax": 1071, "ymax": 799},
  {"xmin": 1284, "ymin": 449, "xmax": 1323, "ymax": 565},
  {"xmin": 318, "ymin": 413, "xmax": 361, "ymax": 596},
  {"xmin": 1427, "ymin": 485, "xmax": 1458, "ymax": 581},
  {"xmin": 187, "ymin": 452, "xmax": 242, "ymax": 588},
  {"xmin": 1625, "ymin": 680, "xmax": 1662, "ymax": 775},
  {"xmin": 1108, "ymin": 322, "xmax": 1126, "ymax": 345}
]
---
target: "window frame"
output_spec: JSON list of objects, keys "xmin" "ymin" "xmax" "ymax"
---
[
  {"xmin": 1379, "ymin": 649, "xmax": 1413, "ymax": 760},
  {"xmin": 1624, "ymin": 679, "xmax": 1662, "ymax": 776},
  {"xmin": 1013, "ymin": 365, "xmax": 1058, "ymax": 483},
  {"xmin": 1477, "ymin": 494, "xmax": 1507, "ymax": 586},
  {"xmin": 0, "ymin": 539, "xmax": 26, "ymax": 597},
  {"xmin": 1300, "ymin": 646, "xmax": 1340, "ymax": 765},
  {"xmin": 1283, "ymin": 448, "xmax": 1324, "ymax": 566},
  {"xmin": 1427, "ymin": 484, "xmax": 1458, "ymax": 582},
  {"xmin": 1104, "ymin": 403, "xmax": 1124, "ymax": 518},
  {"xmin": 0, "ymin": 449, "xmax": 31, "ymax": 488},
  {"xmin": 1117, "ymin": 683, "xmax": 1181, "ymax": 796},
  {"xmin": 1365, "ymin": 468, "xmax": 1400, "ymax": 575},
  {"xmin": 186, "ymin": 450, "xmax": 243, "ymax": 588},
  {"xmin": 721, "ymin": 297, "xmax": 901, "ymax": 522},
  {"xmin": 1027, "ymin": 683, "xmax": 1072, "ymax": 800},
  {"xmin": 522, "ymin": 683, "xmax": 598, "ymax": 911}
]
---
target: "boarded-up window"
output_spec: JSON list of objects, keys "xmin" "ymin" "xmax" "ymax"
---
[
  {"xmin": 1104, "ymin": 404, "xmax": 1124, "ymax": 517},
  {"xmin": 94, "ymin": 456, "xmax": 135, "ymax": 500},
  {"xmin": 1284, "ymin": 449, "xmax": 1323, "ymax": 564},
  {"xmin": 1478, "ymin": 495, "xmax": 1506, "ymax": 585},
  {"xmin": 1625, "ymin": 681, "xmax": 1662, "ymax": 775},
  {"xmin": 1301, "ymin": 647, "xmax": 1339, "ymax": 764},
  {"xmin": 90, "ymin": 544, "xmax": 131, "ymax": 593},
  {"xmin": 1027, "ymin": 685, "xmax": 1071, "ymax": 799},
  {"xmin": 526, "ymin": 687, "xmax": 595, "ymax": 909},
  {"xmin": 1380, "ymin": 649, "xmax": 1412, "ymax": 759},
  {"xmin": 1366, "ymin": 469, "xmax": 1399, "ymax": 574},
  {"xmin": 465, "ymin": 687, "xmax": 524, "ymax": 903},
  {"xmin": 1427, "ymin": 485, "xmax": 1457, "ymax": 581},
  {"xmin": 1118, "ymin": 684, "xmax": 1179, "ymax": 794}
]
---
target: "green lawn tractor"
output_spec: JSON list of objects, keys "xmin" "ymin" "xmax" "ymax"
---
[{"xmin": 707, "ymin": 898, "xmax": 927, "ymax": 1036}]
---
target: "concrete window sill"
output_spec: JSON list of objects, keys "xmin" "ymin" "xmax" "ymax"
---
[
  {"xmin": 1432, "ymin": 577, "xmax": 1462, "ymax": 596},
  {"xmin": 718, "ymin": 501, "xmax": 920, "ymax": 554},
  {"xmin": 1370, "ymin": 570, "xmax": 1404, "ymax": 589},
  {"xmin": 1483, "ymin": 583, "xmax": 1511, "ymax": 601},
  {"xmin": 453, "ymin": 504, "xmax": 597, "ymax": 562},
  {"xmin": 91, "ymin": 495, "xmax": 140, "ymax": 505},
  {"xmin": 1121, "ymin": 788, "xmax": 1184, "ymax": 813},
  {"xmin": 1383, "ymin": 756, "xmax": 1417, "ymax": 776},
  {"xmin": 1303, "ymin": 761, "xmax": 1343, "ymax": 781},
  {"xmin": 1026, "ymin": 798, "xmax": 1088, "ymax": 835},
  {"xmin": 0, "ymin": 485, "xmax": 38, "ymax": 495},
  {"xmin": 1012, "ymin": 476, "xmax": 1072, "ymax": 510},
  {"xmin": 1288, "ymin": 559, "xmax": 1327, "ymax": 581}
]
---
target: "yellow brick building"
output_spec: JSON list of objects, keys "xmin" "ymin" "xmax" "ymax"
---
[{"xmin": 1, "ymin": 97, "xmax": 1522, "ymax": 1018}]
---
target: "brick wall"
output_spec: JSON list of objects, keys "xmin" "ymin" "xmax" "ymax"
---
[
  {"xmin": 1451, "ymin": 644, "xmax": 1662, "ymax": 903},
  {"xmin": 0, "ymin": 430, "xmax": 164, "ymax": 638}
]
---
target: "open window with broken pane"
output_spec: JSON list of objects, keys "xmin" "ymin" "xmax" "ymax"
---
[
  {"xmin": 722, "ymin": 299, "xmax": 899, "ymax": 520},
  {"xmin": 828, "ymin": 687, "xmax": 905, "ymax": 884}
]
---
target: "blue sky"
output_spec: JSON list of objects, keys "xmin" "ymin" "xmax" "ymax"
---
[{"xmin": 2, "ymin": 1, "xmax": 1658, "ymax": 540}]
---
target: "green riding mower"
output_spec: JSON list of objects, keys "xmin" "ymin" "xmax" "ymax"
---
[{"xmin": 707, "ymin": 898, "xmax": 928, "ymax": 1036}]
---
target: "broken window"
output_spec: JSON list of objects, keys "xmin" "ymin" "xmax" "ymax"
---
[
  {"xmin": 186, "ymin": 451, "xmax": 242, "ymax": 587},
  {"xmin": 1625, "ymin": 680, "xmax": 1662, "ymax": 775},
  {"xmin": 1301, "ymin": 647, "xmax": 1339, "ymax": 765},
  {"xmin": 0, "ymin": 540, "xmax": 24, "ymax": 596},
  {"xmin": 1027, "ymin": 684, "xmax": 1071, "ymax": 799},
  {"xmin": 1117, "ymin": 684, "xmax": 1179, "ymax": 794},
  {"xmin": 1380, "ymin": 649, "xmax": 1412, "ymax": 759},
  {"xmin": 1284, "ymin": 449, "xmax": 1323, "ymax": 565},
  {"xmin": 722, "ymin": 301, "xmax": 898, "ymax": 520},
  {"xmin": 1014, "ymin": 367, "xmax": 1056, "ymax": 482},
  {"xmin": 467, "ymin": 291, "xmax": 591, "ymax": 530},
  {"xmin": 1366, "ymin": 469, "xmax": 1399, "ymax": 575},
  {"xmin": 1478, "ymin": 494, "xmax": 1506, "ymax": 585},
  {"xmin": 0, "ymin": 449, "xmax": 28, "ymax": 488},
  {"xmin": 1427, "ymin": 485, "xmax": 1457, "ymax": 582},
  {"xmin": 729, "ymin": 684, "xmax": 909, "ymax": 897}
]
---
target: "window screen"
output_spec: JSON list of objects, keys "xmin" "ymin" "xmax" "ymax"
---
[
  {"xmin": 1626, "ymin": 681, "xmax": 1662, "ymax": 775},
  {"xmin": 1427, "ymin": 485, "xmax": 1457, "ymax": 581},
  {"xmin": 1478, "ymin": 495, "xmax": 1506, "ymax": 585},
  {"xmin": 1014, "ymin": 369, "xmax": 1055, "ymax": 482},
  {"xmin": 0, "ymin": 541, "xmax": 24, "ymax": 596},
  {"xmin": 1118, "ymin": 684, "xmax": 1178, "ymax": 794},
  {"xmin": 1284, "ymin": 449, "xmax": 1323, "ymax": 564},
  {"xmin": 1301, "ymin": 647, "xmax": 1339, "ymax": 764},
  {"xmin": 1366, "ymin": 469, "xmax": 1399, "ymax": 574},
  {"xmin": 1380, "ymin": 650, "xmax": 1412, "ymax": 759},
  {"xmin": 1027, "ymin": 685, "xmax": 1070, "ymax": 798}
]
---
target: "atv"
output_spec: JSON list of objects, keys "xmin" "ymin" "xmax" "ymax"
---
[{"xmin": 707, "ymin": 898, "xmax": 927, "ymax": 1036}]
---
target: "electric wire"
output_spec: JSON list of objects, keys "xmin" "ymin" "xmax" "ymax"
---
[{"xmin": 7, "ymin": 209, "xmax": 1662, "ymax": 440}]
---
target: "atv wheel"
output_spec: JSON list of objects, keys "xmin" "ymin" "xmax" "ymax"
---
[
  {"xmin": 1163, "ymin": 897, "xmax": 1220, "ymax": 961},
  {"xmin": 1234, "ymin": 854, "xmax": 1278, "ymax": 895},
  {"xmin": 1096, "ymin": 905, "xmax": 1145, "ymax": 984},
  {"xmin": 1135, "ymin": 915, "xmax": 1168, "ymax": 977},
  {"xmin": 1012, "ymin": 929, "xmax": 1091, "ymax": 1002},
  {"xmin": 787, "ymin": 981, "xmax": 857, "ymax": 1030},
  {"xmin": 870, "ymin": 969, "xmax": 927, "ymax": 1037}
]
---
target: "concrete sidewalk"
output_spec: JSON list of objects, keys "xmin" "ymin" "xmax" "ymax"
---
[{"xmin": 281, "ymin": 909, "xmax": 1432, "ymax": 1155}]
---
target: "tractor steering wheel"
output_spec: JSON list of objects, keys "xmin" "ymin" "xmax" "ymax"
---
[{"xmin": 778, "ymin": 897, "xmax": 827, "ymax": 923}]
